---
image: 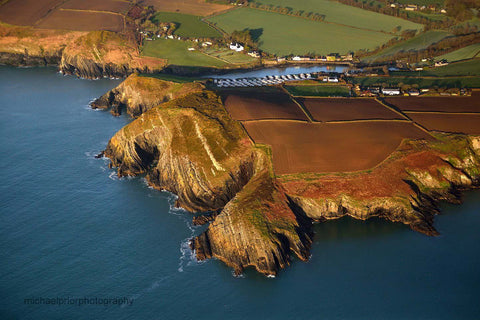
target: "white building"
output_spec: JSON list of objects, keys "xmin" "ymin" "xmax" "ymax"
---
[
  {"xmin": 229, "ymin": 43, "xmax": 244, "ymax": 52},
  {"xmin": 382, "ymin": 88, "xmax": 401, "ymax": 95}
]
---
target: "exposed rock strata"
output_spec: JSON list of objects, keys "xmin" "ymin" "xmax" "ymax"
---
[
  {"xmin": 90, "ymin": 74, "xmax": 204, "ymax": 117},
  {"xmin": 97, "ymin": 79, "xmax": 480, "ymax": 276},
  {"xmin": 280, "ymin": 135, "xmax": 480, "ymax": 236}
]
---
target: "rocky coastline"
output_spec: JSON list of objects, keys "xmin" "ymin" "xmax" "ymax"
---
[{"xmin": 92, "ymin": 77, "xmax": 480, "ymax": 276}]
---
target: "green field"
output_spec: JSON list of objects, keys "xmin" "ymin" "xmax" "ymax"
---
[
  {"xmin": 396, "ymin": 0, "xmax": 445, "ymax": 5},
  {"xmin": 142, "ymin": 39, "xmax": 227, "ymax": 67},
  {"xmin": 393, "ymin": 59, "xmax": 480, "ymax": 76},
  {"xmin": 208, "ymin": 8, "xmax": 395, "ymax": 56},
  {"xmin": 285, "ymin": 85, "xmax": 351, "ymax": 97},
  {"xmin": 349, "ymin": 75, "xmax": 480, "ymax": 88},
  {"xmin": 435, "ymin": 43, "xmax": 480, "ymax": 62},
  {"xmin": 202, "ymin": 47, "xmax": 258, "ymax": 64},
  {"xmin": 254, "ymin": 0, "xmax": 422, "ymax": 34},
  {"xmin": 362, "ymin": 30, "xmax": 451, "ymax": 62},
  {"xmin": 152, "ymin": 12, "xmax": 222, "ymax": 38}
]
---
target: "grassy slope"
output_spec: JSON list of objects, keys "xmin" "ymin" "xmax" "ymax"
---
[
  {"xmin": 434, "ymin": 43, "xmax": 480, "ymax": 62},
  {"xmin": 394, "ymin": 59, "xmax": 480, "ymax": 76},
  {"xmin": 396, "ymin": 0, "xmax": 445, "ymax": 5},
  {"xmin": 285, "ymin": 85, "xmax": 351, "ymax": 97},
  {"xmin": 255, "ymin": 0, "xmax": 422, "ymax": 33},
  {"xmin": 350, "ymin": 75, "xmax": 480, "ymax": 88},
  {"xmin": 142, "ymin": 38, "xmax": 227, "ymax": 67},
  {"xmin": 362, "ymin": 30, "xmax": 451, "ymax": 62},
  {"xmin": 151, "ymin": 12, "xmax": 221, "ymax": 38},
  {"xmin": 208, "ymin": 8, "xmax": 394, "ymax": 56}
]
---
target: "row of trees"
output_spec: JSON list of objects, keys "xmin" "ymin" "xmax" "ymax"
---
[
  {"xmin": 248, "ymin": 2, "xmax": 326, "ymax": 21},
  {"xmin": 368, "ymin": 32, "xmax": 480, "ymax": 64}
]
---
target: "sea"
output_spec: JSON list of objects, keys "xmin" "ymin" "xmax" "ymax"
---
[{"xmin": 1, "ymin": 66, "xmax": 479, "ymax": 320}]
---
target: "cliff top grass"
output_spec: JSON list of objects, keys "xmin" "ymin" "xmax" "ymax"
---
[
  {"xmin": 0, "ymin": 22, "xmax": 85, "ymax": 55},
  {"xmin": 65, "ymin": 30, "xmax": 166, "ymax": 69}
]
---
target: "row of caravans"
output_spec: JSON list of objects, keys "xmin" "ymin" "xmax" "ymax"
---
[{"xmin": 213, "ymin": 73, "xmax": 312, "ymax": 87}]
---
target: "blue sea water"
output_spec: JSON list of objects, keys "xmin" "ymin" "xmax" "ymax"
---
[{"xmin": 0, "ymin": 66, "xmax": 479, "ymax": 320}]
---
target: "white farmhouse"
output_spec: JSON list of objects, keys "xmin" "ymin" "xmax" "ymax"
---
[{"xmin": 229, "ymin": 43, "xmax": 244, "ymax": 52}]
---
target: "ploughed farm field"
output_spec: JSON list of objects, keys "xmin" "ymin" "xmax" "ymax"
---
[
  {"xmin": 242, "ymin": 120, "xmax": 432, "ymax": 174},
  {"xmin": 222, "ymin": 88, "xmax": 308, "ymax": 121},
  {"xmin": 222, "ymin": 89, "xmax": 480, "ymax": 175},
  {"xmin": 0, "ymin": 0, "xmax": 131, "ymax": 32},
  {"xmin": 300, "ymin": 97, "xmax": 404, "ymax": 122}
]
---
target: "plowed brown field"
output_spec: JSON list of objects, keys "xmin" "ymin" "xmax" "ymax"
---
[
  {"xmin": 385, "ymin": 95, "xmax": 480, "ymax": 113},
  {"xmin": 301, "ymin": 98, "xmax": 403, "ymax": 122},
  {"xmin": 0, "ymin": 0, "xmax": 63, "ymax": 26},
  {"xmin": 406, "ymin": 113, "xmax": 480, "ymax": 134},
  {"xmin": 224, "ymin": 90, "xmax": 308, "ymax": 121},
  {"xmin": 36, "ymin": 10, "xmax": 124, "ymax": 32},
  {"xmin": 243, "ymin": 120, "xmax": 432, "ymax": 174},
  {"xmin": 61, "ymin": 0, "xmax": 131, "ymax": 13}
]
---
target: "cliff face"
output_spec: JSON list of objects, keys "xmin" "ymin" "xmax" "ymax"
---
[
  {"xmin": 0, "ymin": 24, "xmax": 165, "ymax": 79},
  {"xmin": 90, "ymin": 74, "xmax": 204, "ymax": 117},
  {"xmin": 192, "ymin": 149, "xmax": 312, "ymax": 276},
  {"xmin": 105, "ymin": 91, "xmax": 255, "ymax": 212},
  {"xmin": 280, "ymin": 135, "xmax": 480, "ymax": 236},
  {"xmin": 96, "ymin": 77, "xmax": 480, "ymax": 277}
]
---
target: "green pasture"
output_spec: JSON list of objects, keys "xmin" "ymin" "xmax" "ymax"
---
[
  {"xmin": 253, "ymin": 0, "xmax": 422, "ymax": 34},
  {"xmin": 202, "ymin": 47, "xmax": 258, "ymax": 64},
  {"xmin": 285, "ymin": 85, "xmax": 351, "ymax": 97},
  {"xmin": 362, "ymin": 30, "xmax": 451, "ymax": 62},
  {"xmin": 349, "ymin": 75, "xmax": 480, "ymax": 88},
  {"xmin": 152, "ymin": 12, "xmax": 222, "ymax": 38},
  {"xmin": 208, "ymin": 8, "xmax": 394, "ymax": 56},
  {"xmin": 393, "ymin": 59, "xmax": 480, "ymax": 76},
  {"xmin": 435, "ymin": 43, "xmax": 480, "ymax": 62},
  {"xmin": 142, "ymin": 39, "xmax": 227, "ymax": 68}
]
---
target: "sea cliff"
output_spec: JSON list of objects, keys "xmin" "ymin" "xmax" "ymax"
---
[
  {"xmin": 0, "ymin": 23, "xmax": 165, "ymax": 79},
  {"xmin": 95, "ymin": 78, "xmax": 480, "ymax": 277}
]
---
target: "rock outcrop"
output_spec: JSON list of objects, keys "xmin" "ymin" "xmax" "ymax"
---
[
  {"xmin": 280, "ymin": 135, "xmax": 480, "ymax": 236},
  {"xmin": 96, "ymin": 77, "xmax": 480, "ymax": 277},
  {"xmin": 104, "ymin": 90, "xmax": 255, "ymax": 212},
  {"xmin": 192, "ymin": 149, "xmax": 312, "ymax": 276},
  {"xmin": 90, "ymin": 74, "xmax": 204, "ymax": 117},
  {"xmin": 0, "ymin": 24, "xmax": 165, "ymax": 79}
]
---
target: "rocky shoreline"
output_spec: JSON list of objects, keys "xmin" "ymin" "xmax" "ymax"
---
[{"xmin": 91, "ymin": 76, "xmax": 480, "ymax": 276}]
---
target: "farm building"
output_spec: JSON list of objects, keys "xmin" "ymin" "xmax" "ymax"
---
[
  {"xmin": 229, "ymin": 43, "xmax": 244, "ymax": 52},
  {"xmin": 382, "ymin": 88, "xmax": 401, "ymax": 95}
]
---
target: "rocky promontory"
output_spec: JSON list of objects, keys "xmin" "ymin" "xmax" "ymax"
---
[
  {"xmin": 0, "ymin": 23, "xmax": 165, "ymax": 79},
  {"xmin": 90, "ymin": 74, "xmax": 204, "ymax": 117},
  {"xmin": 96, "ymin": 77, "xmax": 480, "ymax": 276}
]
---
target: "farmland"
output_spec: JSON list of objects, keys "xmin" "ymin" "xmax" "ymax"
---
[
  {"xmin": 349, "ymin": 76, "xmax": 480, "ymax": 88},
  {"xmin": 254, "ymin": 0, "xmax": 422, "ymax": 34},
  {"xmin": 142, "ymin": 38, "xmax": 227, "ymax": 68},
  {"xmin": 394, "ymin": 59, "xmax": 480, "ymax": 76},
  {"xmin": 395, "ymin": 0, "xmax": 445, "ymax": 5},
  {"xmin": 151, "ymin": 12, "xmax": 221, "ymax": 38},
  {"xmin": 222, "ymin": 88, "xmax": 308, "ymax": 121},
  {"xmin": 300, "ymin": 98, "xmax": 404, "ymax": 122},
  {"xmin": 243, "ymin": 120, "xmax": 431, "ymax": 174},
  {"xmin": 0, "ymin": 0, "xmax": 64, "ymax": 26},
  {"xmin": 36, "ymin": 10, "xmax": 124, "ymax": 32},
  {"xmin": 434, "ymin": 43, "xmax": 480, "ymax": 62},
  {"xmin": 0, "ymin": 0, "xmax": 131, "ymax": 32},
  {"xmin": 285, "ymin": 85, "xmax": 351, "ymax": 97},
  {"xmin": 363, "ymin": 30, "xmax": 451, "ymax": 62},
  {"xmin": 207, "ymin": 8, "xmax": 395, "ymax": 56},
  {"xmin": 61, "ymin": 0, "xmax": 131, "ymax": 13},
  {"xmin": 143, "ymin": 0, "xmax": 230, "ymax": 16},
  {"xmin": 385, "ymin": 95, "xmax": 480, "ymax": 113},
  {"xmin": 405, "ymin": 113, "xmax": 480, "ymax": 134}
]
